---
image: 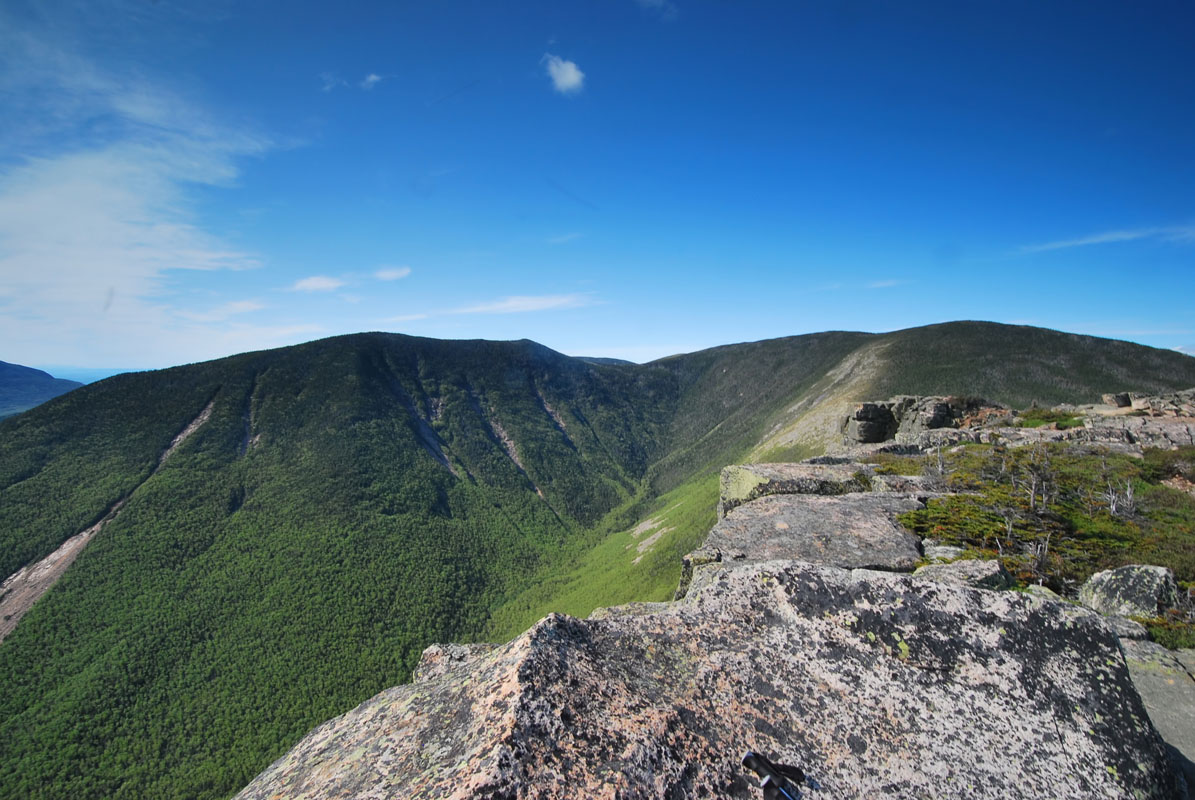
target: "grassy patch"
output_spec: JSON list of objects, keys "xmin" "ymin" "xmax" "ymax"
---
[{"xmin": 484, "ymin": 473, "xmax": 719, "ymax": 640}]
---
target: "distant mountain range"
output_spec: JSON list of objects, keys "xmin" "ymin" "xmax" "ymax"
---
[
  {"xmin": 0, "ymin": 360, "xmax": 82, "ymax": 419},
  {"xmin": 2, "ymin": 322, "xmax": 1194, "ymax": 800}
]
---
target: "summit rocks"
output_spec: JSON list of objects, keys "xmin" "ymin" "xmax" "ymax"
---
[
  {"xmin": 234, "ymin": 559, "xmax": 1176, "ymax": 800},
  {"xmin": 235, "ymin": 458, "xmax": 1182, "ymax": 800}
]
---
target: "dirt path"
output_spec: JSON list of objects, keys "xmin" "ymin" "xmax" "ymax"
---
[{"xmin": 0, "ymin": 400, "xmax": 213, "ymax": 645}]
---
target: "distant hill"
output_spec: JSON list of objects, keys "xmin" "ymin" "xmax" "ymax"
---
[
  {"xmin": 2, "ymin": 323, "xmax": 1194, "ymax": 800},
  {"xmin": 0, "ymin": 361, "xmax": 82, "ymax": 419}
]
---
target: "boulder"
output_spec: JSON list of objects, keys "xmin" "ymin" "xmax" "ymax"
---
[
  {"xmin": 921, "ymin": 538, "xmax": 966, "ymax": 562},
  {"xmin": 1121, "ymin": 639, "xmax": 1195, "ymax": 795},
  {"xmin": 1103, "ymin": 392, "xmax": 1133, "ymax": 408},
  {"xmin": 234, "ymin": 561, "xmax": 1177, "ymax": 800},
  {"xmin": 846, "ymin": 402, "xmax": 896, "ymax": 443},
  {"xmin": 913, "ymin": 558, "xmax": 1013, "ymax": 590},
  {"xmin": 1079, "ymin": 565, "xmax": 1180, "ymax": 618},
  {"xmin": 718, "ymin": 463, "xmax": 872, "ymax": 517},
  {"xmin": 701, "ymin": 492, "xmax": 924, "ymax": 578}
]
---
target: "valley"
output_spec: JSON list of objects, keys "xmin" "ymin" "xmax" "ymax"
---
[{"xmin": 2, "ymin": 322, "xmax": 1195, "ymax": 799}]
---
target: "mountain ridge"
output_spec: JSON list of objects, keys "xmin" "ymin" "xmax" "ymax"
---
[
  {"xmin": 2, "ymin": 322, "xmax": 1195, "ymax": 800},
  {"xmin": 0, "ymin": 360, "xmax": 83, "ymax": 420}
]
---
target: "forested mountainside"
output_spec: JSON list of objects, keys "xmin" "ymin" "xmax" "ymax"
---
[
  {"xmin": 3, "ymin": 322, "xmax": 1194, "ymax": 800},
  {"xmin": 0, "ymin": 360, "xmax": 82, "ymax": 420}
]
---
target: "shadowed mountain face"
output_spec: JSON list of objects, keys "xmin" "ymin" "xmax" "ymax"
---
[
  {"xmin": 1, "ymin": 323, "xmax": 1194, "ymax": 800},
  {"xmin": 0, "ymin": 360, "xmax": 82, "ymax": 419}
]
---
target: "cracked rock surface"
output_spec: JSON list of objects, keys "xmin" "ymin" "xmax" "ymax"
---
[
  {"xmin": 235, "ymin": 560, "xmax": 1176, "ymax": 800},
  {"xmin": 703, "ymin": 492, "xmax": 926, "ymax": 574}
]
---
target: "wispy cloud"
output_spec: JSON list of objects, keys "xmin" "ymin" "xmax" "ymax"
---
[
  {"xmin": 360, "ymin": 73, "xmax": 384, "ymax": 90},
  {"xmin": 176, "ymin": 300, "xmax": 264, "ymax": 323},
  {"xmin": 382, "ymin": 293, "xmax": 593, "ymax": 326},
  {"xmin": 288, "ymin": 276, "xmax": 345, "ymax": 292},
  {"xmin": 547, "ymin": 232, "xmax": 583, "ymax": 245},
  {"xmin": 866, "ymin": 279, "xmax": 907, "ymax": 289},
  {"xmin": 0, "ymin": 17, "xmax": 276, "ymax": 366},
  {"xmin": 1175, "ymin": 345, "xmax": 1195, "ymax": 356},
  {"xmin": 543, "ymin": 54, "xmax": 585, "ymax": 95},
  {"xmin": 453, "ymin": 294, "xmax": 591, "ymax": 314},
  {"xmin": 636, "ymin": 0, "xmax": 679, "ymax": 21},
  {"xmin": 319, "ymin": 72, "xmax": 348, "ymax": 92},
  {"xmin": 1020, "ymin": 225, "xmax": 1195, "ymax": 254},
  {"xmin": 374, "ymin": 266, "xmax": 412, "ymax": 281}
]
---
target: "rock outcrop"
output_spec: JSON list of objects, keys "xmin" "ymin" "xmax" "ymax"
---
[
  {"xmin": 839, "ymin": 391, "xmax": 1195, "ymax": 454},
  {"xmin": 235, "ymin": 560, "xmax": 1176, "ymax": 800},
  {"xmin": 842, "ymin": 395, "xmax": 1006, "ymax": 445},
  {"xmin": 718, "ymin": 462, "xmax": 936, "ymax": 517},
  {"xmin": 1128, "ymin": 389, "xmax": 1195, "ymax": 418},
  {"xmin": 235, "ymin": 457, "xmax": 1187, "ymax": 800}
]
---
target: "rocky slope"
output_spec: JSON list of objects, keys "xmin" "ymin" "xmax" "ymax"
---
[
  {"xmin": 235, "ymin": 461, "xmax": 1186, "ymax": 799},
  {"xmin": 837, "ymin": 390, "xmax": 1195, "ymax": 453}
]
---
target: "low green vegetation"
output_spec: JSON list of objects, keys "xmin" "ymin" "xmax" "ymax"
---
[
  {"xmin": 485, "ymin": 473, "xmax": 720, "ymax": 640},
  {"xmin": 889, "ymin": 443, "xmax": 1195, "ymax": 644},
  {"xmin": 1014, "ymin": 407, "xmax": 1085, "ymax": 429}
]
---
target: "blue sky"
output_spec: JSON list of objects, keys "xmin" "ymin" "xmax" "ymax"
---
[{"xmin": 1, "ymin": 0, "xmax": 1193, "ymax": 374}]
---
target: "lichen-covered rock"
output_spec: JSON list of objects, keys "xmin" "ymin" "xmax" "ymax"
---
[
  {"xmin": 717, "ymin": 462, "xmax": 939, "ymax": 517},
  {"xmin": 913, "ymin": 558, "xmax": 1013, "ymax": 590},
  {"xmin": 922, "ymin": 538, "xmax": 966, "ymax": 562},
  {"xmin": 719, "ymin": 463, "xmax": 873, "ymax": 517},
  {"xmin": 1103, "ymin": 615, "xmax": 1151, "ymax": 641},
  {"xmin": 703, "ymin": 493, "xmax": 924, "ymax": 575},
  {"xmin": 673, "ymin": 547, "xmax": 724, "ymax": 600},
  {"xmin": 1120, "ymin": 639, "xmax": 1195, "ymax": 795},
  {"xmin": 413, "ymin": 643, "xmax": 499, "ymax": 683},
  {"xmin": 1079, "ymin": 565, "xmax": 1180, "ymax": 618},
  {"xmin": 234, "ymin": 561, "xmax": 1177, "ymax": 800}
]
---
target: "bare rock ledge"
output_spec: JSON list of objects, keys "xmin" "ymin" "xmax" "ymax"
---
[{"xmin": 234, "ymin": 560, "xmax": 1177, "ymax": 800}]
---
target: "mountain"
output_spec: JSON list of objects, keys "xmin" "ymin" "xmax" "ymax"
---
[
  {"xmin": 2, "ymin": 322, "xmax": 1194, "ymax": 800},
  {"xmin": 0, "ymin": 360, "xmax": 83, "ymax": 419}
]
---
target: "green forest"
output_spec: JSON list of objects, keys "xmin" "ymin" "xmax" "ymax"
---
[{"xmin": 2, "ymin": 323, "xmax": 1195, "ymax": 799}]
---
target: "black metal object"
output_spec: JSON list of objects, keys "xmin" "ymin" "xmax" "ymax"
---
[{"xmin": 742, "ymin": 751, "xmax": 804, "ymax": 800}]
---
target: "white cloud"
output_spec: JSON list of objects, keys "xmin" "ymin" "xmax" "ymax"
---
[
  {"xmin": 375, "ymin": 266, "xmax": 412, "ymax": 281},
  {"xmin": 547, "ymin": 232, "xmax": 583, "ymax": 245},
  {"xmin": 361, "ymin": 73, "xmax": 383, "ymax": 90},
  {"xmin": 1020, "ymin": 225, "xmax": 1195, "ymax": 254},
  {"xmin": 385, "ymin": 313, "xmax": 430, "ymax": 323},
  {"xmin": 1175, "ymin": 345, "xmax": 1195, "ymax": 356},
  {"xmin": 452, "ymin": 294, "xmax": 590, "ymax": 315},
  {"xmin": 543, "ymin": 54, "xmax": 585, "ymax": 95},
  {"xmin": 289, "ymin": 276, "xmax": 345, "ymax": 292},
  {"xmin": 866, "ymin": 279, "xmax": 907, "ymax": 289}
]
